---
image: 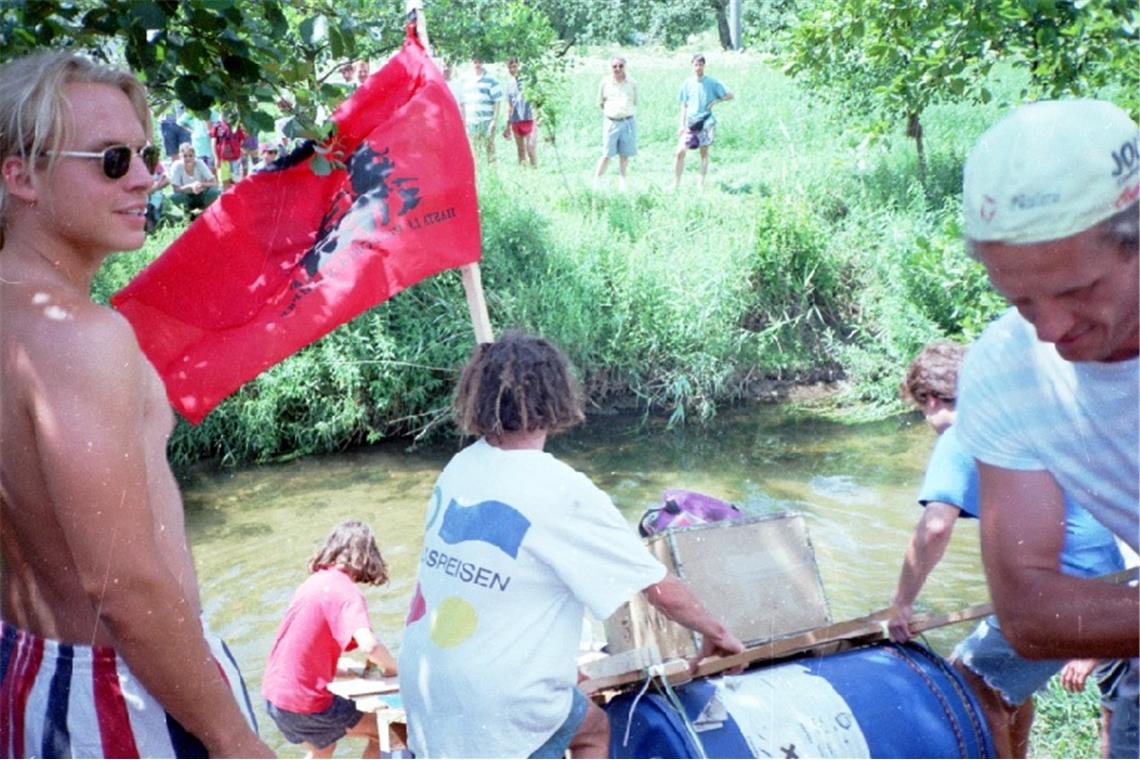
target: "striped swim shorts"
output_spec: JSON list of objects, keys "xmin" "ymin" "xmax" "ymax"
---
[{"xmin": 0, "ymin": 618, "xmax": 258, "ymax": 758}]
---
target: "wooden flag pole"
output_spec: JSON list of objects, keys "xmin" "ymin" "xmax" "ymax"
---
[
  {"xmin": 405, "ymin": 0, "xmax": 494, "ymax": 344},
  {"xmin": 406, "ymin": 0, "xmax": 431, "ymax": 52},
  {"xmin": 461, "ymin": 264, "xmax": 494, "ymax": 343}
]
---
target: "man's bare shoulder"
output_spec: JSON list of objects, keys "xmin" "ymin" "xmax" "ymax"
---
[
  {"xmin": 8, "ymin": 282, "xmax": 138, "ymax": 358},
  {"xmin": 3, "ymin": 281, "xmax": 147, "ymax": 405}
]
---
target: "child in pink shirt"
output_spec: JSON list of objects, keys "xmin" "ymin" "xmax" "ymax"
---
[{"xmin": 262, "ymin": 521, "xmax": 398, "ymax": 757}]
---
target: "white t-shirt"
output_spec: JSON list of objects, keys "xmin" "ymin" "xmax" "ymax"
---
[
  {"xmin": 956, "ymin": 309, "xmax": 1139, "ymax": 552},
  {"xmin": 398, "ymin": 438, "xmax": 667, "ymax": 758},
  {"xmin": 168, "ymin": 158, "xmax": 215, "ymax": 189},
  {"xmin": 957, "ymin": 309, "xmax": 1140, "ymax": 704}
]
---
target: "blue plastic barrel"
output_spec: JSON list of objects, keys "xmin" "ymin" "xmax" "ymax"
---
[{"xmin": 606, "ymin": 642, "xmax": 994, "ymax": 758}]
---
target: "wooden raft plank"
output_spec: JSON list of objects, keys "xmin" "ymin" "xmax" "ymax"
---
[
  {"xmin": 582, "ymin": 566, "xmax": 1138, "ymax": 695},
  {"xmin": 581, "ymin": 603, "xmax": 990, "ymax": 695},
  {"xmin": 328, "ymin": 674, "xmax": 401, "ymax": 698}
]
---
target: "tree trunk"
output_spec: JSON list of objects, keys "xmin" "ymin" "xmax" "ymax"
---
[
  {"xmin": 711, "ymin": 0, "xmax": 732, "ymax": 50},
  {"xmin": 906, "ymin": 112, "xmax": 927, "ymax": 187}
]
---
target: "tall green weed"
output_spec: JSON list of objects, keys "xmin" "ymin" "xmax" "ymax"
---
[{"xmin": 91, "ymin": 44, "xmax": 1041, "ymax": 465}]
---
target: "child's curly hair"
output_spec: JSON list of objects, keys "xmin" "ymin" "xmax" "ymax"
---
[
  {"xmin": 900, "ymin": 340, "xmax": 967, "ymax": 408},
  {"xmin": 308, "ymin": 520, "xmax": 388, "ymax": 585},
  {"xmin": 453, "ymin": 331, "xmax": 585, "ymax": 437}
]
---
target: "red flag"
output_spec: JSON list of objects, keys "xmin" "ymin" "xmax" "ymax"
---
[{"xmin": 112, "ymin": 27, "xmax": 479, "ymax": 424}]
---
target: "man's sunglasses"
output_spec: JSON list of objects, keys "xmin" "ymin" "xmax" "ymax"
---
[{"xmin": 44, "ymin": 144, "xmax": 149, "ymax": 180}]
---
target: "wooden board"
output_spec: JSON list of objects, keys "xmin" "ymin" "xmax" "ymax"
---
[
  {"xmin": 579, "ymin": 645, "xmax": 662, "ymax": 681},
  {"xmin": 328, "ymin": 674, "xmax": 401, "ymax": 698},
  {"xmin": 329, "ymin": 657, "xmax": 400, "ymax": 698},
  {"xmin": 583, "ymin": 602, "xmax": 992, "ymax": 695},
  {"xmin": 605, "ymin": 513, "xmax": 831, "ymax": 660}
]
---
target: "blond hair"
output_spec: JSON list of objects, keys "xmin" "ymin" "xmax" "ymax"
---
[{"xmin": 0, "ymin": 50, "xmax": 151, "ymax": 234}]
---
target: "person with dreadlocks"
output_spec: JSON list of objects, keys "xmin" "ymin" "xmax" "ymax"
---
[
  {"xmin": 262, "ymin": 520, "xmax": 400, "ymax": 758},
  {"xmin": 398, "ymin": 332, "xmax": 743, "ymax": 759}
]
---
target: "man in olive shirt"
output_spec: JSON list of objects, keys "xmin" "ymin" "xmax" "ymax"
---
[{"xmin": 593, "ymin": 56, "xmax": 638, "ymax": 191}]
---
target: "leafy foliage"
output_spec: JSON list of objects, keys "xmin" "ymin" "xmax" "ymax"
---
[
  {"xmin": 783, "ymin": 0, "xmax": 1139, "ymax": 178},
  {"xmin": 528, "ymin": 0, "xmax": 717, "ymax": 49},
  {"xmin": 742, "ymin": 0, "xmax": 804, "ymax": 52},
  {"xmin": 0, "ymin": 0, "xmax": 559, "ymax": 137},
  {"xmin": 419, "ymin": 0, "xmax": 557, "ymax": 64},
  {"xmin": 898, "ymin": 214, "xmax": 1007, "ymax": 339},
  {"xmin": 1002, "ymin": 0, "xmax": 1139, "ymax": 116},
  {"xmin": 744, "ymin": 195, "xmax": 854, "ymax": 356}
]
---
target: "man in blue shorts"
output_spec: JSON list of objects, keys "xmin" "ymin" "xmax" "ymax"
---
[
  {"xmin": 673, "ymin": 53, "xmax": 733, "ymax": 191},
  {"xmin": 889, "ymin": 341, "xmax": 1125, "ymax": 757},
  {"xmin": 954, "ymin": 99, "xmax": 1139, "ymax": 758},
  {"xmin": 593, "ymin": 56, "xmax": 639, "ymax": 192}
]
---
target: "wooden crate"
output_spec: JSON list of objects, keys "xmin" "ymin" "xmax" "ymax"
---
[{"xmin": 604, "ymin": 512, "xmax": 831, "ymax": 659}]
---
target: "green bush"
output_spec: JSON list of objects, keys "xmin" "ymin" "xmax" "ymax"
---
[{"xmin": 88, "ymin": 46, "xmax": 1066, "ymax": 467}]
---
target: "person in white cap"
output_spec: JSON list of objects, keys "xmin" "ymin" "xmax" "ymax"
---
[{"xmin": 954, "ymin": 99, "xmax": 1139, "ymax": 758}]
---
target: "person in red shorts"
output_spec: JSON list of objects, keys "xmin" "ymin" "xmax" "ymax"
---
[
  {"xmin": 502, "ymin": 57, "xmax": 538, "ymax": 167},
  {"xmin": 262, "ymin": 520, "xmax": 400, "ymax": 758}
]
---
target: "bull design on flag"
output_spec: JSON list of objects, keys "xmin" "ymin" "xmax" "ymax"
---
[{"xmin": 301, "ymin": 144, "xmax": 422, "ymax": 279}]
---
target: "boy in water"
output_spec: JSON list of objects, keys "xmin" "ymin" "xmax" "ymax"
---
[
  {"xmin": 399, "ymin": 332, "xmax": 743, "ymax": 758},
  {"xmin": 263, "ymin": 521, "xmax": 400, "ymax": 758}
]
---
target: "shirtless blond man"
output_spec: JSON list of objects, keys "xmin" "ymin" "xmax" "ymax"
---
[{"xmin": 0, "ymin": 52, "xmax": 271, "ymax": 758}]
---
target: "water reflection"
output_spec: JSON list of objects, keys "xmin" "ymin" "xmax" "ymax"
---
[{"xmin": 183, "ymin": 403, "xmax": 986, "ymax": 756}]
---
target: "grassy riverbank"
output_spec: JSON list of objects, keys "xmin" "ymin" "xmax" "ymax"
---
[{"xmin": 92, "ymin": 39, "xmax": 1032, "ymax": 467}]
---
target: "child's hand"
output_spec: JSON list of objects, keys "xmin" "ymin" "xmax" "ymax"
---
[{"xmin": 1060, "ymin": 658, "xmax": 1098, "ymax": 692}]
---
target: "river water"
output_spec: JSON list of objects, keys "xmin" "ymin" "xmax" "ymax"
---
[{"xmin": 182, "ymin": 403, "xmax": 987, "ymax": 756}]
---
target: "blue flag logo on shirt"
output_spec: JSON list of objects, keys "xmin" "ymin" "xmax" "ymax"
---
[{"xmin": 438, "ymin": 499, "xmax": 531, "ymax": 559}]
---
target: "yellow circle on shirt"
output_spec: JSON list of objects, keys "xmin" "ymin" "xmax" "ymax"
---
[{"xmin": 430, "ymin": 595, "xmax": 478, "ymax": 648}]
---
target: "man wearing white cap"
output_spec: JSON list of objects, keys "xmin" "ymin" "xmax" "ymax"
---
[{"xmin": 955, "ymin": 99, "xmax": 1139, "ymax": 758}]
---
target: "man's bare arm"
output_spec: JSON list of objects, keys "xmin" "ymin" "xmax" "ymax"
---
[
  {"xmin": 889, "ymin": 501, "xmax": 961, "ymax": 642},
  {"xmin": 644, "ymin": 573, "xmax": 744, "ymax": 670},
  {"xmin": 979, "ymin": 463, "xmax": 1138, "ymax": 658},
  {"xmin": 37, "ymin": 311, "xmax": 270, "ymax": 757}
]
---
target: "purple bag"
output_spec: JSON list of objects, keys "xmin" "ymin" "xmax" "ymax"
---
[{"xmin": 638, "ymin": 488, "xmax": 743, "ymax": 537}]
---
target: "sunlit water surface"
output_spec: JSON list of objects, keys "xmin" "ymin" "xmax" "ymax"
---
[{"xmin": 182, "ymin": 404, "xmax": 986, "ymax": 756}]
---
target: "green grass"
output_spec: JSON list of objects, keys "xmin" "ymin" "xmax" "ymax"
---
[
  {"xmin": 1031, "ymin": 676, "xmax": 1104, "ymax": 759},
  {"xmin": 92, "ymin": 42, "xmax": 1109, "ymax": 466}
]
